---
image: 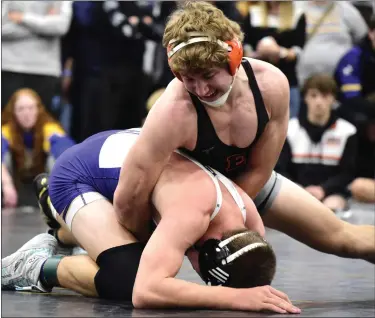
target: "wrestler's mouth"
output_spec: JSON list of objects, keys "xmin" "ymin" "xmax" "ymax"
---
[{"xmin": 199, "ymin": 90, "xmax": 218, "ymax": 100}]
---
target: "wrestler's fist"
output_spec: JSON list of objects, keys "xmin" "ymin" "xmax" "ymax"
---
[{"xmin": 237, "ymin": 285, "xmax": 301, "ymax": 314}]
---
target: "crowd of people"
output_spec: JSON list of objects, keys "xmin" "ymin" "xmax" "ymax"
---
[
  {"xmin": 1, "ymin": 0, "xmax": 375, "ymax": 314},
  {"xmin": 1, "ymin": 1, "xmax": 374, "ymax": 209}
]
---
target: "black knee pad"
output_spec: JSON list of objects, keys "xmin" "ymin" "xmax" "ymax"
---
[{"xmin": 94, "ymin": 242, "xmax": 146, "ymax": 301}]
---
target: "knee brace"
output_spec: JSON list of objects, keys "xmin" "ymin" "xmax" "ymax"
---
[{"xmin": 94, "ymin": 242, "xmax": 146, "ymax": 301}]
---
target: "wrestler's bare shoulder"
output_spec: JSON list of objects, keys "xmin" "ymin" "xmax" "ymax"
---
[
  {"xmin": 154, "ymin": 153, "xmax": 217, "ymax": 220},
  {"xmin": 155, "ymin": 78, "xmax": 195, "ymax": 115},
  {"xmin": 243, "ymin": 58, "xmax": 289, "ymax": 116}
]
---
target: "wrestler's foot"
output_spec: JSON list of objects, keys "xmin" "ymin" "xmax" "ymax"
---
[
  {"xmin": 47, "ymin": 229, "xmax": 74, "ymax": 256},
  {"xmin": 2, "ymin": 233, "xmax": 57, "ymax": 292},
  {"xmin": 33, "ymin": 173, "xmax": 60, "ymax": 229}
]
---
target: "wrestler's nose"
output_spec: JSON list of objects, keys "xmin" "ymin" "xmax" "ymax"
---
[{"xmin": 195, "ymin": 80, "xmax": 210, "ymax": 97}]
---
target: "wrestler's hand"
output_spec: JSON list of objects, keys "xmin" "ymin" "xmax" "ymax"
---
[
  {"xmin": 240, "ymin": 285, "xmax": 301, "ymax": 314},
  {"xmin": 2, "ymin": 183, "xmax": 18, "ymax": 208}
]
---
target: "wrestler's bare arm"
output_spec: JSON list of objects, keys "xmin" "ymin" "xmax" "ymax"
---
[
  {"xmin": 113, "ymin": 88, "xmax": 194, "ymax": 240},
  {"xmin": 235, "ymin": 63, "xmax": 290, "ymax": 199},
  {"xmin": 133, "ymin": 209, "xmax": 296, "ymax": 313},
  {"xmin": 132, "ymin": 211, "xmax": 216, "ymax": 308}
]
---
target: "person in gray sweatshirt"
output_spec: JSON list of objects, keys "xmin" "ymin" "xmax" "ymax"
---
[
  {"xmin": 296, "ymin": 1, "xmax": 368, "ymax": 88},
  {"xmin": 1, "ymin": 1, "xmax": 72, "ymax": 116}
]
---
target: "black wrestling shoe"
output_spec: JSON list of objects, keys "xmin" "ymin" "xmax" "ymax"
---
[{"xmin": 33, "ymin": 173, "xmax": 60, "ymax": 229}]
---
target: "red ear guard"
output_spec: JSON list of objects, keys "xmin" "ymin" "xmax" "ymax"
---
[
  {"xmin": 226, "ymin": 39, "xmax": 243, "ymax": 76},
  {"xmin": 167, "ymin": 36, "xmax": 243, "ymax": 81}
]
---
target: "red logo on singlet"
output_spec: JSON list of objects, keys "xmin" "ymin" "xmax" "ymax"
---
[{"xmin": 226, "ymin": 153, "xmax": 247, "ymax": 172}]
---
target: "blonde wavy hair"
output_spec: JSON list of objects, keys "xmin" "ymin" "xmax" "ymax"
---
[
  {"xmin": 2, "ymin": 88, "xmax": 61, "ymax": 181},
  {"xmin": 163, "ymin": 1, "xmax": 244, "ymax": 74}
]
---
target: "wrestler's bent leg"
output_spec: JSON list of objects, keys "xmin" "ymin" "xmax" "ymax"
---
[
  {"xmin": 259, "ymin": 173, "xmax": 375, "ymax": 263},
  {"xmin": 53, "ymin": 197, "xmax": 145, "ymax": 300}
]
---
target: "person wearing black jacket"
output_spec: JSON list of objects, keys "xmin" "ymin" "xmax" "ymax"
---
[
  {"xmin": 242, "ymin": 1, "xmax": 306, "ymax": 118},
  {"xmin": 276, "ymin": 74, "xmax": 357, "ymax": 213},
  {"xmin": 349, "ymin": 108, "xmax": 375, "ymax": 203}
]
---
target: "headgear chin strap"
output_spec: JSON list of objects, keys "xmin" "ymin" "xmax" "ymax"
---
[
  {"xmin": 197, "ymin": 71, "xmax": 237, "ymax": 108},
  {"xmin": 198, "ymin": 232, "xmax": 267, "ymax": 286}
]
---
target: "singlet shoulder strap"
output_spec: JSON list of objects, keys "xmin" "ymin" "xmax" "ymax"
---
[
  {"xmin": 188, "ymin": 91, "xmax": 218, "ymax": 148},
  {"xmin": 241, "ymin": 59, "xmax": 269, "ymax": 141},
  {"xmin": 188, "ymin": 92, "xmax": 210, "ymax": 118}
]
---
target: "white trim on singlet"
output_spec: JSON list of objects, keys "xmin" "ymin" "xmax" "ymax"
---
[
  {"xmin": 213, "ymin": 169, "xmax": 246, "ymax": 222},
  {"xmin": 175, "ymin": 150, "xmax": 246, "ymax": 222}
]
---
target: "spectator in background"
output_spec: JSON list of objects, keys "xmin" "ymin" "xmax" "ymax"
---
[
  {"xmin": 350, "ymin": 0, "xmax": 374, "ymax": 27},
  {"xmin": 60, "ymin": 1, "xmax": 104, "ymax": 142},
  {"xmin": 335, "ymin": 14, "xmax": 375, "ymax": 104},
  {"xmin": 242, "ymin": 1, "xmax": 306, "ymax": 118},
  {"xmin": 94, "ymin": 1, "xmax": 164, "ymax": 133},
  {"xmin": 296, "ymin": 1, "xmax": 368, "ymax": 90},
  {"xmin": 1, "ymin": 88, "xmax": 75, "ymax": 208},
  {"xmin": 349, "ymin": 112, "xmax": 375, "ymax": 204},
  {"xmin": 1, "ymin": 1, "xmax": 72, "ymax": 117},
  {"xmin": 140, "ymin": 1, "xmax": 177, "ymax": 112},
  {"xmin": 276, "ymin": 74, "xmax": 357, "ymax": 214},
  {"xmin": 209, "ymin": 1, "xmax": 243, "ymax": 24}
]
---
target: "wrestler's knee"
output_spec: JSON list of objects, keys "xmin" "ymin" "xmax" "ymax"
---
[
  {"xmin": 329, "ymin": 221, "xmax": 369, "ymax": 258},
  {"xmin": 94, "ymin": 242, "xmax": 146, "ymax": 301}
]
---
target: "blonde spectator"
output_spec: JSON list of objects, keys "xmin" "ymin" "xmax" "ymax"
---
[
  {"xmin": 242, "ymin": 1, "xmax": 306, "ymax": 118},
  {"xmin": 1, "ymin": 88, "xmax": 75, "ymax": 207}
]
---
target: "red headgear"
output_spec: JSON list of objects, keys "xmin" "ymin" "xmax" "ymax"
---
[{"xmin": 167, "ymin": 32, "xmax": 243, "ymax": 81}]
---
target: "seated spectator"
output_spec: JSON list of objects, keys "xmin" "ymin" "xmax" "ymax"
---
[
  {"xmin": 297, "ymin": 1, "xmax": 368, "ymax": 89},
  {"xmin": 1, "ymin": 88, "xmax": 75, "ymax": 208},
  {"xmin": 349, "ymin": 112, "xmax": 375, "ymax": 204},
  {"xmin": 335, "ymin": 14, "xmax": 375, "ymax": 103},
  {"xmin": 276, "ymin": 74, "xmax": 357, "ymax": 213},
  {"xmin": 242, "ymin": 1, "xmax": 305, "ymax": 118}
]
